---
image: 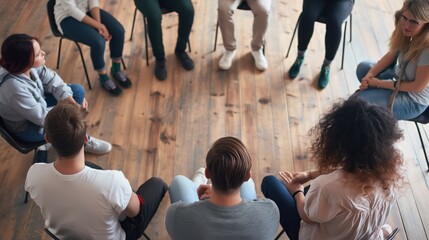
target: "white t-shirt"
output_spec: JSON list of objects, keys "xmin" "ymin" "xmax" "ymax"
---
[
  {"xmin": 54, "ymin": 0, "xmax": 99, "ymax": 33},
  {"xmin": 25, "ymin": 163, "xmax": 132, "ymax": 240},
  {"xmin": 299, "ymin": 170, "xmax": 395, "ymax": 240}
]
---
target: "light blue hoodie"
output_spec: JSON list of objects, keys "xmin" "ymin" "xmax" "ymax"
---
[{"xmin": 0, "ymin": 65, "xmax": 72, "ymax": 134}]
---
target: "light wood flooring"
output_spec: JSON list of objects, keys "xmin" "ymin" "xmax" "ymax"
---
[{"xmin": 0, "ymin": 0, "xmax": 428, "ymax": 239}]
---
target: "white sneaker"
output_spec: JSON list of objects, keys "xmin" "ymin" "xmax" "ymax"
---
[
  {"xmin": 251, "ymin": 49, "xmax": 268, "ymax": 71},
  {"xmin": 192, "ymin": 167, "xmax": 208, "ymax": 186},
  {"xmin": 219, "ymin": 50, "xmax": 236, "ymax": 70},
  {"xmin": 84, "ymin": 136, "xmax": 112, "ymax": 154}
]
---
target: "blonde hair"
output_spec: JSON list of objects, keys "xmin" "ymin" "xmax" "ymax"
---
[{"xmin": 390, "ymin": 0, "xmax": 429, "ymax": 61}]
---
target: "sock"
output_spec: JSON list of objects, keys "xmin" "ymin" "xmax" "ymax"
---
[
  {"xmin": 323, "ymin": 59, "xmax": 332, "ymax": 67},
  {"xmin": 111, "ymin": 61, "xmax": 121, "ymax": 75},
  {"xmin": 99, "ymin": 74, "xmax": 109, "ymax": 84}
]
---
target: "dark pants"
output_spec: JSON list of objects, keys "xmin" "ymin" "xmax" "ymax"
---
[
  {"xmin": 121, "ymin": 177, "xmax": 168, "ymax": 239},
  {"xmin": 60, "ymin": 9, "xmax": 125, "ymax": 70},
  {"xmin": 134, "ymin": 0, "xmax": 194, "ymax": 59},
  {"xmin": 261, "ymin": 176, "xmax": 310, "ymax": 240},
  {"xmin": 298, "ymin": 0, "xmax": 354, "ymax": 61}
]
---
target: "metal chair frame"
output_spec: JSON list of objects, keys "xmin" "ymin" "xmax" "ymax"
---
[{"xmin": 47, "ymin": 0, "xmax": 126, "ymax": 90}]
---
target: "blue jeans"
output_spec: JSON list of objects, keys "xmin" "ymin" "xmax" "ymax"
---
[
  {"xmin": 60, "ymin": 9, "xmax": 125, "ymax": 71},
  {"xmin": 261, "ymin": 175, "xmax": 301, "ymax": 240},
  {"xmin": 169, "ymin": 175, "xmax": 257, "ymax": 204},
  {"xmin": 16, "ymin": 84, "xmax": 85, "ymax": 142},
  {"xmin": 353, "ymin": 61, "xmax": 427, "ymax": 120}
]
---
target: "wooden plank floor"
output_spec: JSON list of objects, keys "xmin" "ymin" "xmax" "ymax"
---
[{"xmin": 0, "ymin": 0, "xmax": 428, "ymax": 239}]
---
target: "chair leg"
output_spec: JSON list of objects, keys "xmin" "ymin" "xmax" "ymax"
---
[
  {"xmin": 25, "ymin": 148, "xmax": 39, "ymax": 204},
  {"xmin": 213, "ymin": 21, "xmax": 219, "ymax": 52},
  {"xmin": 144, "ymin": 17, "xmax": 149, "ymax": 66},
  {"xmin": 414, "ymin": 122, "xmax": 429, "ymax": 172},
  {"xmin": 74, "ymin": 42, "xmax": 92, "ymax": 90},
  {"xmin": 274, "ymin": 230, "xmax": 284, "ymax": 240},
  {"xmin": 142, "ymin": 232, "xmax": 151, "ymax": 240},
  {"xmin": 349, "ymin": 13, "xmax": 353, "ymax": 42},
  {"xmin": 341, "ymin": 20, "xmax": 347, "ymax": 70},
  {"xmin": 56, "ymin": 38, "xmax": 63, "ymax": 69},
  {"xmin": 286, "ymin": 14, "xmax": 301, "ymax": 58},
  {"xmin": 121, "ymin": 58, "xmax": 127, "ymax": 70},
  {"xmin": 188, "ymin": 40, "xmax": 192, "ymax": 53},
  {"xmin": 130, "ymin": 8, "xmax": 138, "ymax": 41}
]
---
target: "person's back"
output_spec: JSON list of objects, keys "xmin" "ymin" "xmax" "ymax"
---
[
  {"xmin": 166, "ymin": 199, "xmax": 278, "ymax": 240},
  {"xmin": 25, "ymin": 101, "xmax": 167, "ymax": 240},
  {"xmin": 26, "ymin": 163, "xmax": 131, "ymax": 239},
  {"xmin": 166, "ymin": 137, "xmax": 279, "ymax": 240},
  {"xmin": 299, "ymin": 170, "xmax": 394, "ymax": 240}
]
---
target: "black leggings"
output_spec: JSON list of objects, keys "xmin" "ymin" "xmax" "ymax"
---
[{"xmin": 297, "ymin": 0, "xmax": 354, "ymax": 61}]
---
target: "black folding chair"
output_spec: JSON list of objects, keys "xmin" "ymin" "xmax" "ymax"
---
[
  {"xmin": 0, "ymin": 117, "xmax": 46, "ymax": 203},
  {"xmin": 285, "ymin": 1, "xmax": 354, "ymax": 70},
  {"xmin": 47, "ymin": 0, "xmax": 126, "ymax": 89},
  {"xmin": 406, "ymin": 107, "xmax": 429, "ymax": 172}
]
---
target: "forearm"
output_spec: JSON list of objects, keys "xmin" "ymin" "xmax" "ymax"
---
[
  {"xmin": 367, "ymin": 51, "xmax": 397, "ymax": 77},
  {"xmin": 295, "ymin": 193, "xmax": 314, "ymax": 224},
  {"xmin": 81, "ymin": 15, "xmax": 102, "ymax": 29},
  {"xmin": 89, "ymin": 7, "xmax": 101, "ymax": 22}
]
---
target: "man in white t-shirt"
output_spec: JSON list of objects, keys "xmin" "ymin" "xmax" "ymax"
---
[{"xmin": 25, "ymin": 101, "xmax": 168, "ymax": 239}]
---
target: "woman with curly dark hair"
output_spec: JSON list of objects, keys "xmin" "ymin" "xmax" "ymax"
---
[{"xmin": 261, "ymin": 98, "xmax": 404, "ymax": 240}]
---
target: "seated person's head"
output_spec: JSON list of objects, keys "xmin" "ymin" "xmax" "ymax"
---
[
  {"xmin": 44, "ymin": 101, "xmax": 87, "ymax": 158},
  {"xmin": 310, "ymin": 98, "xmax": 403, "ymax": 194},
  {"xmin": 0, "ymin": 33, "xmax": 42, "ymax": 74},
  {"xmin": 205, "ymin": 137, "xmax": 252, "ymax": 194}
]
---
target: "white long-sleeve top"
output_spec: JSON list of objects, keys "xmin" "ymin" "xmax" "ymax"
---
[{"xmin": 54, "ymin": 0, "xmax": 99, "ymax": 34}]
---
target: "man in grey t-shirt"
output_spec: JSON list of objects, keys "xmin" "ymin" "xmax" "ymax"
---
[{"xmin": 165, "ymin": 137, "xmax": 280, "ymax": 240}]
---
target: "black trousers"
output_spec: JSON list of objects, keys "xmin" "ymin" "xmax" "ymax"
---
[{"xmin": 298, "ymin": 0, "xmax": 354, "ymax": 61}]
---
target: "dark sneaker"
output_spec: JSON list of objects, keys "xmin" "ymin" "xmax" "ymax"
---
[
  {"xmin": 111, "ymin": 70, "xmax": 132, "ymax": 88},
  {"xmin": 175, "ymin": 51, "xmax": 194, "ymax": 70},
  {"xmin": 155, "ymin": 58, "xmax": 167, "ymax": 81},
  {"xmin": 288, "ymin": 56, "xmax": 304, "ymax": 79},
  {"xmin": 318, "ymin": 65, "xmax": 330, "ymax": 89},
  {"xmin": 101, "ymin": 78, "xmax": 122, "ymax": 96}
]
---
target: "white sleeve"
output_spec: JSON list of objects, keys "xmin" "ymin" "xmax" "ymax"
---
[
  {"xmin": 109, "ymin": 171, "xmax": 133, "ymax": 215},
  {"xmin": 57, "ymin": 0, "xmax": 86, "ymax": 21},
  {"xmin": 88, "ymin": 0, "xmax": 99, "ymax": 10}
]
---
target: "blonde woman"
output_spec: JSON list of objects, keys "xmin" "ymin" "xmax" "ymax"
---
[{"xmin": 355, "ymin": 0, "xmax": 429, "ymax": 120}]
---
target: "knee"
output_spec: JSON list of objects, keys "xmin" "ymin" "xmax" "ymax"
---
[
  {"xmin": 169, "ymin": 175, "xmax": 188, "ymax": 189},
  {"xmin": 111, "ymin": 23, "xmax": 125, "ymax": 40},
  {"xmin": 177, "ymin": 0, "xmax": 194, "ymax": 16},
  {"xmin": 69, "ymin": 84, "xmax": 85, "ymax": 104},
  {"xmin": 145, "ymin": 12, "xmax": 162, "ymax": 26},
  {"xmin": 218, "ymin": 1, "xmax": 234, "ymax": 18},
  {"xmin": 326, "ymin": 18, "xmax": 343, "ymax": 32},
  {"xmin": 261, "ymin": 175, "xmax": 277, "ymax": 196},
  {"xmin": 149, "ymin": 176, "xmax": 168, "ymax": 191},
  {"xmin": 356, "ymin": 61, "xmax": 373, "ymax": 81}
]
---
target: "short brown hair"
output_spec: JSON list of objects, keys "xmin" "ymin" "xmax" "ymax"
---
[
  {"xmin": 45, "ymin": 101, "xmax": 87, "ymax": 157},
  {"xmin": 206, "ymin": 137, "xmax": 252, "ymax": 194},
  {"xmin": 0, "ymin": 34, "xmax": 36, "ymax": 74}
]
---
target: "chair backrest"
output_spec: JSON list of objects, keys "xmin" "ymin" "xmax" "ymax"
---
[
  {"xmin": 0, "ymin": 117, "xmax": 46, "ymax": 154},
  {"xmin": 47, "ymin": 0, "xmax": 62, "ymax": 37}
]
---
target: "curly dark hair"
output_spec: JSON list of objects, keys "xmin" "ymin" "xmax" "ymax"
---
[{"xmin": 309, "ymin": 98, "xmax": 404, "ymax": 197}]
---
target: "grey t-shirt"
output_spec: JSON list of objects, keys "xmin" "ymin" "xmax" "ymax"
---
[
  {"xmin": 165, "ymin": 199, "xmax": 279, "ymax": 240},
  {"xmin": 395, "ymin": 48, "xmax": 429, "ymax": 105}
]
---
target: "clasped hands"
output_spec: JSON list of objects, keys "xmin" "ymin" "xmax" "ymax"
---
[{"xmin": 359, "ymin": 75, "xmax": 379, "ymax": 90}]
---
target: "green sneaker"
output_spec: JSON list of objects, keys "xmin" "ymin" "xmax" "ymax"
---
[
  {"xmin": 288, "ymin": 57, "xmax": 304, "ymax": 79},
  {"xmin": 318, "ymin": 65, "xmax": 330, "ymax": 89}
]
